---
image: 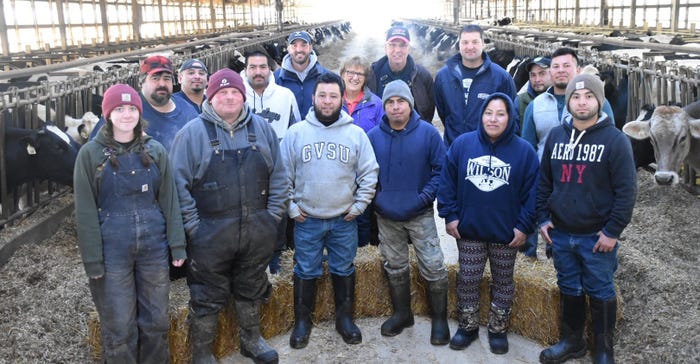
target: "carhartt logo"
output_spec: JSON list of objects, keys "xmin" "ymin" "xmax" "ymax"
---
[
  {"xmin": 121, "ymin": 94, "xmax": 131, "ymax": 102},
  {"xmin": 220, "ymin": 78, "xmax": 230, "ymax": 87},
  {"xmin": 575, "ymin": 81, "xmax": 585, "ymax": 90}
]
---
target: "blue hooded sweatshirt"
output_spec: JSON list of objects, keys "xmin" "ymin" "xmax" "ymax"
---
[
  {"xmin": 367, "ymin": 110, "xmax": 445, "ymax": 221},
  {"xmin": 434, "ymin": 52, "xmax": 517, "ymax": 146},
  {"xmin": 368, "ymin": 109, "xmax": 445, "ymax": 221},
  {"xmin": 438, "ymin": 93, "xmax": 539, "ymax": 244}
]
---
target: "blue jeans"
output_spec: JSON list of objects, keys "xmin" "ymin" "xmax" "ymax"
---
[
  {"xmin": 293, "ymin": 215, "xmax": 358, "ymax": 279},
  {"xmin": 550, "ymin": 229, "xmax": 618, "ymax": 300},
  {"xmin": 520, "ymin": 230, "xmax": 538, "ymax": 257}
]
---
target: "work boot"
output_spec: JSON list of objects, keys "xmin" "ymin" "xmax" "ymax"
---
[
  {"xmin": 427, "ymin": 277, "xmax": 450, "ymax": 345},
  {"xmin": 234, "ymin": 300, "xmax": 279, "ymax": 364},
  {"xmin": 188, "ymin": 312, "xmax": 218, "ymax": 364},
  {"xmin": 332, "ymin": 272, "xmax": 362, "ymax": 344},
  {"xmin": 449, "ymin": 304, "xmax": 479, "ymax": 350},
  {"xmin": 590, "ymin": 297, "xmax": 617, "ymax": 364},
  {"xmin": 381, "ymin": 269, "xmax": 414, "ymax": 337},
  {"xmin": 290, "ymin": 275, "xmax": 317, "ymax": 349},
  {"xmin": 487, "ymin": 303, "xmax": 512, "ymax": 354},
  {"xmin": 539, "ymin": 294, "xmax": 588, "ymax": 363}
]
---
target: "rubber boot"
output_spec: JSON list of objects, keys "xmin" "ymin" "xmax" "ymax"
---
[
  {"xmin": 290, "ymin": 275, "xmax": 317, "ymax": 349},
  {"xmin": 487, "ymin": 303, "xmax": 511, "ymax": 354},
  {"xmin": 449, "ymin": 304, "xmax": 479, "ymax": 350},
  {"xmin": 332, "ymin": 272, "xmax": 362, "ymax": 344},
  {"xmin": 590, "ymin": 297, "xmax": 617, "ymax": 364},
  {"xmin": 427, "ymin": 277, "xmax": 450, "ymax": 345},
  {"xmin": 234, "ymin": 300, "xmax": 279, "ymax": 364},
  {"xmin": 539, "ymin": 294, "xmax": 588, "ymax": 363},
  {"xmin": 189, "ymin": 313, "xmax": 218, "ymax": 364},
  {"xmin": 381, "ymin": 269, "xmax": 414, "ymax": 337}
]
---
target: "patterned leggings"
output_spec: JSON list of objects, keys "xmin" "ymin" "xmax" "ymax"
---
[{"xmin": 456, "ymin": 240, "xmax": 518, "ymax": 310}]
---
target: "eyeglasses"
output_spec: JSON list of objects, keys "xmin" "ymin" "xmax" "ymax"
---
[{"xmin": 344, "ymin": 70, "xmax": 366, "ymax": 79}]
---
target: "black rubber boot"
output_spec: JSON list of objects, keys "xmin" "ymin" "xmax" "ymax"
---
[
  {"xmin": 590, "ymin": 297, "xmax": 617, "ymax": 364},
  {"xmin": 235, "ymin": 300, "xmax": 279, "ymax": 364},
  {"xmin": 290, "ymin": 275, "xmax": 316, "ymax": 349},
  {"xmin": 427, "ymin": 277, "xmax": 450, "ymax": 345},
  {"xmin": 189, "ymin": 313, "xmax": 218, "ymax": 364},
  {"xmin": 539, "ymin": 294, "xmax": 588, "ymax": 363},
  {"xmin": 332, "ymin": 272, "xmax": 362, "ymax": 344},
  {"xmin": 449, "ymin": 305, "xmax": 479, "ymax": 350},
  {"xmin": 381, "ymin": 269, "xmax": 415, "ymax": 337},
  {"xmin": 487, "ymin": 303, "xmax": 511, "ymax": 354}
]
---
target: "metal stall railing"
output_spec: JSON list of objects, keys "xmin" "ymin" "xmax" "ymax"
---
[{"xmin": 0, "ymin": 21, "xmax": 345, "ymax": 227}]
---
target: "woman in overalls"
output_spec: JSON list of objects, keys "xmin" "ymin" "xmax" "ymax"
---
[{"xmin": 74, "ymin": 83, "xmax": 186, "ymax": 363}]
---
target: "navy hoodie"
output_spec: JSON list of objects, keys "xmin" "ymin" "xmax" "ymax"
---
[
  {"xmin": 536, "ymin": 113, "xmax": 637, "ymax": 238},
  {"xmin": 368, "ymin": 109, "xmax": 445, "ymax": 221},
  {"xmin": 438, "ymin": 93, "xmax": 539, "ymax": 244}
]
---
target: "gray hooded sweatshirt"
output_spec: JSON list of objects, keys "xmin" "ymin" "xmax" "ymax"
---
[{"xmin": 280, "ymin": 109, "xmax": 378, "ymax": 219}]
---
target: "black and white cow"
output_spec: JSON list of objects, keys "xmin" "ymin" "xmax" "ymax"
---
[
  {"xmin": 4, "ymin": 125, "xmax": 79, "ymax": 192},
  {"xmin": 623, "ymin": 105, "xmax": 700, "ymax": 185}
]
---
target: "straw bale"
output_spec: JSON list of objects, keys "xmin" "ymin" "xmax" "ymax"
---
[{"xmin": 88, "ymin": 245, "xmax": 593, "ymax": 362}]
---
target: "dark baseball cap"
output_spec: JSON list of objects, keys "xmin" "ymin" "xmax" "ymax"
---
[
  {"xmin": 140, "ymin": 55, "xmax": 173, "ymax": 76},
  {"xmin": 287, "ymin": 31, "xmax": 312, "ymax": 45},
  {"xmin": 527, "ymin": 56, "xmax": 551, "ymax": 72},
  {"xmin": 179, "ymin": 58, "xmax": 208, "ymax": 73},
  {"xmin": 386, "ymin": 26, "xmax": 410, "ymax": 43}
]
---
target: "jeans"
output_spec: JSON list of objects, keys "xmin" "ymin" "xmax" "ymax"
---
[
  {"xmin": 550, "ymin": 229, "xmax": 619, "ymax": 300},
  {"xmin": 377, "ymin": 210, "xmax": 447, "ymax": 281},
  {"xmin": 293, "ymin": 215, "xmax": 358, "ymax": 279},
  {"xmin": 520, "ymin": 230, "xmax": 538, "ymax": 257},
  {"xmin": 89, "ymin": 218, "xmax": 170, "ymax": 364}
]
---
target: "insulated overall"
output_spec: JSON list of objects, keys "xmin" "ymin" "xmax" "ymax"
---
[
  {"xmin": 89, "ymin": 147, "xmax": 171, "ymax": 364},
  {"xmin": 187, "ymin": 120, "xmax": 277, "ymax": 317}
]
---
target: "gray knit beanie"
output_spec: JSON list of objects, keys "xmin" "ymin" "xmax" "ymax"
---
[
  {"xmin": 382, "ymin": 80, "xmax": 414, "ymax": 109},
  {"xmin": 565, "ymin": 73, "xmax": 605, "ymax": 113}
]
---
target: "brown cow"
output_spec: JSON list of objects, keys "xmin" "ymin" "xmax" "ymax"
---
[{"xmin": 623, "ymin": 105, "xmax": 700, "ymax": 185}]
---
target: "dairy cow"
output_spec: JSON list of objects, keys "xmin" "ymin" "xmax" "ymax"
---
[
  {"xmin": 4, "ymin": 125, "xmax": 79, "ymax": 192},
  {"xmin": 623, "ymin": 105, "xmax": 700, "ymax": 185}
]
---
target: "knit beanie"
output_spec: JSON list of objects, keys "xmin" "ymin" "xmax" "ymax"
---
[
  {"xmin": 565, "ymin": 74, "xmax": 605, "ymax": 113},
  {"xmin": 206, "ymin": 68, "xmax": 246, "ymax": 101},
  {"xmin": 101, "ymin": 84, "xmax": 143, "ymax": 118},
  {"xmin": 382, "ymin": 80, "xmax": 414, "ymax": 109}
]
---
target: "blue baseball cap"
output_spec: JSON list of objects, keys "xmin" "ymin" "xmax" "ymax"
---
[
  {"xmin": 179, "ymin": 58, "xmax": 208, "ymax": 73},
  {"xmin": 527, "ymin": 57, "xmax": 551, "ymax": 72},
  {"xmin": 287, "ymin": 31, "xmax": 312, "ymax": 45}
]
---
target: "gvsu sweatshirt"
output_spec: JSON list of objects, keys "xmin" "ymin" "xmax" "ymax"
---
[
  {"xmin": 438, "ymin": 93, "xmax": 539, "ymax": 244},
  {"xmin": 368, "ymin": 110, "xmax": 445, "ymax": 221},
  {"xmin": 281, "ymin": 109, "xmax": 378, "ymax": 219}
]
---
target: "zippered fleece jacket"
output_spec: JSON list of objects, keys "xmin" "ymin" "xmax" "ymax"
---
[
  {"xmin": 438, "ymin": 93, "xmax": 539, "ymax": 244},
  {"xmin": 281, "ymin": 109, "xmax": 379, "ymax": 219},
  {"xmin": 536, "ymin": 114, "xmax": 637, "ymax": 239},
  {"xmin": 74, "ymin": 132, "xmax": 186, "ymax": 277},
  {"xmin": 434, "ymin": 52, "xmax": 517, "ymax": 146}
]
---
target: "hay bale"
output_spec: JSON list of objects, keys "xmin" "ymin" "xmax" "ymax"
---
[{"xmin": 88, "ymin": 245, "xmax": 583, "ymax": 362}]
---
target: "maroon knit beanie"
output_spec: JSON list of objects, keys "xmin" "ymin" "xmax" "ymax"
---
[
  {"xmin": 206, "ymin": 68, "xmax": 246, "ymax": 102},
  {"xmin": 102, "ymin": 84, "xmax": 143, "ymax": 118}
]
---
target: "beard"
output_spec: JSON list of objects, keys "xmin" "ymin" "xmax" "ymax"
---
[
  {"xmin": 149, "ymin": 87, "xmax": 171, "ymax": 106},
  {"xmin": 314, "ymin": 105, "xmax": 341, "ymax": 126}
]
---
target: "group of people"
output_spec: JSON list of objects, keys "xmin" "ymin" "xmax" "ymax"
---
[{"xmin": 73, "ymin": 23, "xmax": 636, "ymax": 364}]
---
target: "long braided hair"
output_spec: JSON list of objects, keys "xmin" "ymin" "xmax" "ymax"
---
[{"xmin": 101, "ymin": 116, "xmax": 153, "ymax": 169}]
